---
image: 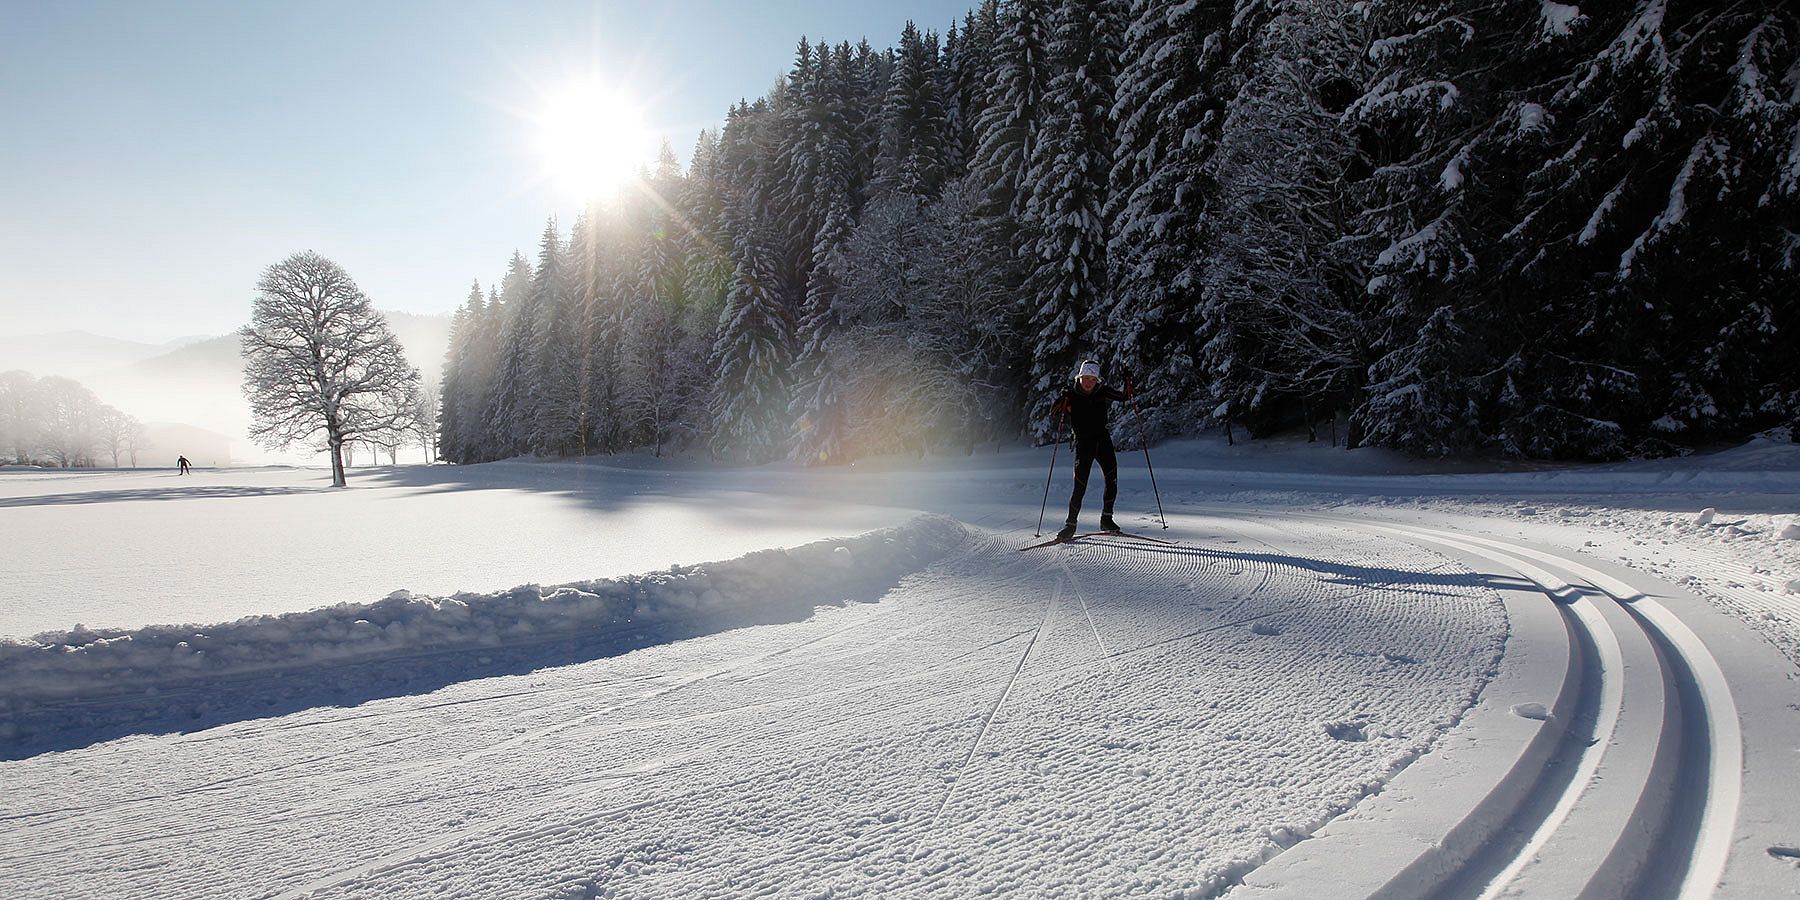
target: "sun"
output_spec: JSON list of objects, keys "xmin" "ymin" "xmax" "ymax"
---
[{"xmin": 532, "ymin": 79, "xmax": 656, "ymax": 201}]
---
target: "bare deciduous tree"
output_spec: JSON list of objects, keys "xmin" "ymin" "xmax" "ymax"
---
[
  {"xmin": 0, "ymin": 370, "xmax": 35, "ymax": 464},
  {"xmin": 241, "ymin": 251, "xmax": 422, "ymax": 487},
  {"xmin": 121, "ymin": 418, "xmax": 147, "ymax": 467},
  {"xmin": 97, "ymin": 407, "xmax": 143, "ymax": 467},
  {"xmin": 36, "ymin": 376, "xmax": 100, "ymax": 467}
]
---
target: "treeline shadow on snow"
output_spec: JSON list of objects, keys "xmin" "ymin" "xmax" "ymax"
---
[
  {"xmin": 0, "ymin": 484, "xmax": 329, "ymax": 508},
  {"xmin": 0, "ymin": 577, "xmax": 905, "ymax": 762}
]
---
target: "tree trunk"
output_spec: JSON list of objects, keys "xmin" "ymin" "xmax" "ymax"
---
[{"xmin": 328, "ymin": 433, "xmax": 347, "ymax": 487}]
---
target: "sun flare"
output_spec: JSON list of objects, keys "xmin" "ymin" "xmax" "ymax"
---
[{"xmin": 533, "ymin": 79, "xmax": 656, "ymax": 201}]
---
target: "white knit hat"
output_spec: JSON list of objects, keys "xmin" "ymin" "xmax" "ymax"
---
[{"xmin": 1076, "ymin": 361, "xmax": 1100, "ymax": 379}]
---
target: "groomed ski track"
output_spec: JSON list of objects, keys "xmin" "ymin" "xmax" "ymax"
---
[
  {"xmin": 3, "ymin": 506, "xmax": 1796, "ymax": 898},
  {"xmin": 1224, "ymin": 511, "xmax": 1793, "ymax": 900}
]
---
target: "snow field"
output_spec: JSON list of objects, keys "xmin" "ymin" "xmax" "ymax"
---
[
  {"xmin": 0, "ymin": 516, "xmax": 966, "ymax": 747},
  {"xmin": 0, "ymin": 464, "xmax": 911, "ymax": 637},
  {"xmin": 0, "ymin": 514, "xmax": 1507, "ymax": 898}
]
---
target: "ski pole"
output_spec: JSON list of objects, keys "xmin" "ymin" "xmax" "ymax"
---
[
  {"xmin": 1125, "ymin": 374, "xmax": 1168, "ymax": 529},
  {"xmin": 1035, "ymin": 406, "xmax": 1067, "ymax": 537}
]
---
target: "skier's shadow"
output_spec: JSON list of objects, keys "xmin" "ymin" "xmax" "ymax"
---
[{"xmin": 1077, "ymin": 538, "xmax": 1544, "ymax": 599}]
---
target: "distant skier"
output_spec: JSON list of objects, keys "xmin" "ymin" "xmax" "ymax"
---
[
  {"xmin": 1053, "ymin": 360, "xmax": 1130, "ymax": 542},
  {"xmin": 177, "ymin": 455, "xmax": 190, "ymax": 475}
]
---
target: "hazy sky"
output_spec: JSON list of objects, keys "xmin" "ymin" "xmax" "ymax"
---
[{"xmin": 0, "ymin": 0, "xmax": 974, "ymax": 344}]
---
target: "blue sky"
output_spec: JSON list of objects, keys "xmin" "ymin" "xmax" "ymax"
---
[{"xmin": 0, "ymin": 0, "xmax": 975, "ymax": 343}]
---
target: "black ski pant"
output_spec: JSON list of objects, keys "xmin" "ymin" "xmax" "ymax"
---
[{"xmin": 1066, "ymin": 435, "xmax": 1117, "ymax": 524}]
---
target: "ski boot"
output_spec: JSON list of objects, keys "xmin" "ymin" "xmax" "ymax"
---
[
  {"xmin": 1056, "ymin": 521, "xmax": 1078, "ymax": 542},
  {"xmin": 1099, "ymin": 514, "xmax": 1121, "ymax": 533}
]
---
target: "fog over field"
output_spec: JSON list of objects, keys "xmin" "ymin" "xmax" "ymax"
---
[{"xmin": 0, "ymin": 311, "xmax": 451, "ymax": 466}]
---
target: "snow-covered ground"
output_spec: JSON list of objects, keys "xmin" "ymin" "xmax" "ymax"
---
[{"xmin": 2, "ymin": 437, "xmax": 1797, "ymax": 898}]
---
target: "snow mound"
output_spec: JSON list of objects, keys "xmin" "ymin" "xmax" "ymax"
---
[
  {"xmin": 1777, "ymin": 520, "xmax": 1800, "ymax": 541},
  {"xmin": 0, "ymin": 516, "xmax": 968, "ymax": 715},
  {"xmin": 1511, "ymin": 702, "xmax": 1552, "ymax": 721}
]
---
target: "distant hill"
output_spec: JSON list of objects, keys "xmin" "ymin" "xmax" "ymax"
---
[
  {"xmin": 137, "ymin": 422, "xmax": 235, "ymax": 468},
  {"xmin": 0, "ymin": 331, "xmax": 191, "ymax": 380},
  {"xmin": 131, "ymin": 334, "xmax": 237, "ymax": 378},
  {"xmin": 124, "ymin": 311, "xmax": 452, "ymax": 385},
  {"xmin": 0, "ymin": 312, "xmax": 452, "ymax": 465}
]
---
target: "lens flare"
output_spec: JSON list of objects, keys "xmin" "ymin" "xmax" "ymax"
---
[{"xmin": 533, "ymin": 79, "xmax": 656, "ymax": 201}]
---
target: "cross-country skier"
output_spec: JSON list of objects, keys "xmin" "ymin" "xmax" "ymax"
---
[{"xmin": 1053, "ymin": 360, "xmax": 1130, "ymax": 542}]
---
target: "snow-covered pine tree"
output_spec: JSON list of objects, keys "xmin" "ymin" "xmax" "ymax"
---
[
  {"xmin": 682, "ymin": 129, "xmax": 734, "ymax": 337},
  {"xmin": 710, "ymin": 226, "xmax": 796, "ymax": 461},
  {"xmin": 570, "ymin": 207, "xmax": 623, "ymax": 455},
  {"xmin": 972, "ymin": 0, "xmax": 1053, "ymax": 220},
  {"xmin": 1101, "ymin": 0, "xmax": 1234, "ymax": 438},
  {"xmin": 1346, "ymin": 1, "xmax": 1499, "ymax": 456},
  {"xmin": 610, "ymin": 143, "xmax": 694, "ymax": 456},
  {"xmin": 461, "ymin": 286, "xmax": 503, "ymax": 460},
  {"xmin": 942, "ymin": 2, "xmax": 1002, "ymax": 179},
  {"xmin": 831, "ymin": 193, "xmax": 976, "ymax": 458},
  {"xmin": 641, "ymin": 140, "xmax": 692, "ymax": 332},
  {"xmin": 849, "ymin": 40, "xmax": 891, "ymax": 209},
  {"xmin": 1020, "ymin": 0, "xmax": 1121, "ymax": 436},
  {"xmin": 778, "ymin": 38, "xmax": 829, "ymax": 247},
  {"xmin": 481, "ymin": 251, "xmax": 535, "ymax": 459},
  {"xmin": 525, "ymin": 219, "xmax": 583, "ymax": 455},
  {"xmin": 787, "ymin": 41, "xmax": 860, "ymax": 464},
  {"xmin": 917, "ymin": 180, "xmax": 1029, "ymax": 449},
  {"xmin": 437, "ymin": 279, "xmax": 482, "ymax": 463},
  {"xmin": 1497, "ymin": 1, "xmax": 1799, "ymax": 454},
  {"xmin": 941, "ymin": 22, "xmax": 968, "ymax": 178},
  {"xmin": 875, "ymin": 22, "xmax": 951, "ymax": 199}
]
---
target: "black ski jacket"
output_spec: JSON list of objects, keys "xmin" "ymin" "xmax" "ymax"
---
[{"xmin": 1054, "ymin": 383, "xmax": 1129, "ymax": 444}]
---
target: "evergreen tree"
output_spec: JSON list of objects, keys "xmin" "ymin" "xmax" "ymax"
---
[
  {"xmin": 482, "ymin": 252, "xmax": 535, "ymax": 458},
  {"xmin": 710, "ymin": 227, "xmax": 796, "ymax": 461},
  {"xmin": 526, "ymin": 219, "xmax": 582, "ymax": 454},
  {"xmin": 788, "ymin": 41, "xmax": 860, "ymax": 464},
  {"xmin": 1494, "ymin": 0, "xmax": 1800, "ymax": 453},
  {"xmin": 941, "ymin": 3, "xmax": 1002, "ymax": 177},
  {"xmin": 1344, "ymin": 1, "xmax": 1495, "ymax": 455},
  {"xmin": 437, "ymin": 279, "xmax": 482, "ymax": 463},
  {"xmin": 570, "ymin": 208, "xmax": 622, "ymax": 455},
  {"xmin": 876, "ymin": 22, "xmax": 951, "ymax": 198},
  {"xmin": 1102, "ymin": 0, "xmax": 1234, "ymax": 436},
  {"xmin": 972, "ymin": 0, "xmax": 1053, "ymax": 219},
  {"xmin": 1020, "ymin": 0, "xmax": 1121, "ymax": 434}
]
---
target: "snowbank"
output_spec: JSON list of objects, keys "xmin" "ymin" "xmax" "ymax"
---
[{"xmin": 0, "ymin": 516, "xmax": 967, "ymax": 717}]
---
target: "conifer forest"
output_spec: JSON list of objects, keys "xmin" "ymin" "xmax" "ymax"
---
[{"xmin": 437, "ymin": 0, "xmax": 1800, "ymax": 466}]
